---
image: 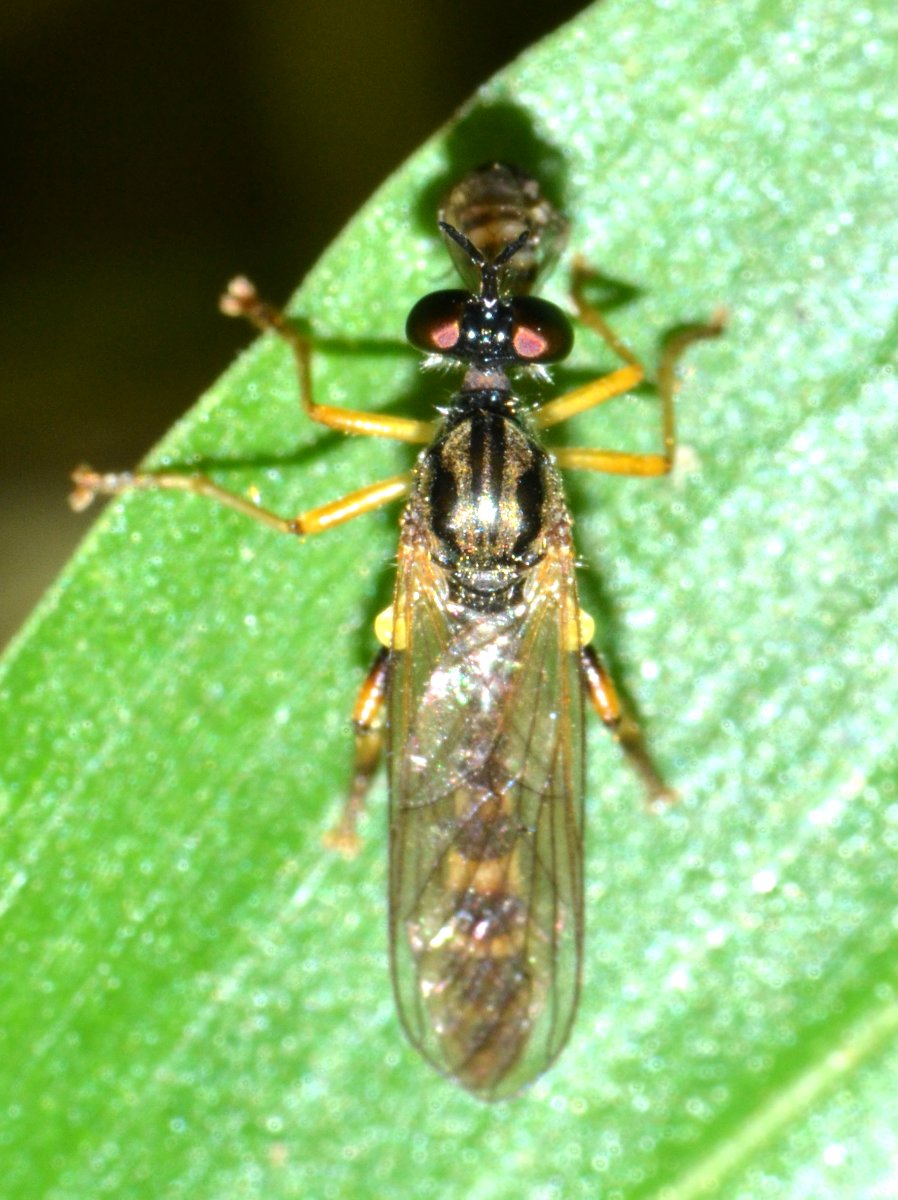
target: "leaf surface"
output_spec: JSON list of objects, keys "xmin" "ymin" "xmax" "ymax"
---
[{"xmin": 2, "ymin": 1, "xmax": 897, "ymax": 1196}]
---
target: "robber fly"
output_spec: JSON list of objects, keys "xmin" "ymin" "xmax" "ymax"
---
[{"xmin": 71, "ymin": 163, "xmax": 721, "ymax": 1100}]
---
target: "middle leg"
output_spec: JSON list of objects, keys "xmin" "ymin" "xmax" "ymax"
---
[{"xmin": 552, "ymin": 318, "xmax": 725, "ymax": 476}]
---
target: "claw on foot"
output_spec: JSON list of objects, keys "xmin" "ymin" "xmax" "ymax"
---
[
  {"xmin": 219, "ymin": 275, "xmax": 260, "ymax": 319},
  {"xmin": 69, "ymin": 464, "xmax": 103, "ymax": 512}
]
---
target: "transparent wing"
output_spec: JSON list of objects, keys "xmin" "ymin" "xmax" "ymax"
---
[{"xmin": 388, "ymin": 508, "xmax": 585, "ymax": 1099}]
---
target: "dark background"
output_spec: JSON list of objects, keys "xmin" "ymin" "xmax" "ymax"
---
[{"xmin": 1, "ymin": 0, "xmax": 586, "ymax": 647}]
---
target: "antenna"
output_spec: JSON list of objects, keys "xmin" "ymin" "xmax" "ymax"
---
[{"xmin": 438, "ymin": 223, "xmax": 531, "ymax": 300}]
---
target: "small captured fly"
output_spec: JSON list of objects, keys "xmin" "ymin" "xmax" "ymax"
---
[{"xmin": 72, "ymin": 163, "xmax": 721, "ymax": 1100}]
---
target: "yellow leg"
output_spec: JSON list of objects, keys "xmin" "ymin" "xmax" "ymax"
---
[
  {"xmin": 538, "ymin": 258, "xmax": 724, "ymax": 471},
  {"xmin": 553, "ymin": 447, "xmax": 669, "ymax": 476},
  {"xmin": 534, "ymin": 366, "xmax": 643, "ymax": 431},
  {"xmin": 550, "ymin": 322, "xmax": 726, "ymax": 477},
  {"xmin": 70, "ymin": 465, "xmax": 412, "ymax": 536},
  {"xmin": 221, "ymin": 277, "xmax": 435, "ymax": 445},
  {"xmin": 323, "ymin": 646, "xmax": 390, "ymax": 858},
  {"xmin": 534, "ymin": 258, "xmax": 648, "ymax": 431},
  {"xmin": 581, "ymin": 645, "xmax": 673, "ymax": 802}
]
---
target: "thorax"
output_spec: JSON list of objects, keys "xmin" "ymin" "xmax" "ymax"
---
[{"xmin": 414, "ymin": 391, "xmax": 562, "ymax": 607}]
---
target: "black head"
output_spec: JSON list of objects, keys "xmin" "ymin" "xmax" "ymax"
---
[{"xmin": 406, "ymin": 223, "xmax": 573, "ymax": 370}]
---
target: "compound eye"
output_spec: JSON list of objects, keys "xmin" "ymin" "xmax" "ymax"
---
[
  {"xmin": 406, "ymin": 290, "xmax": 469, "ymax": 354},
  {"xmin": 509, "ymin": 296, "xmax": 573, "ymax": 363}
]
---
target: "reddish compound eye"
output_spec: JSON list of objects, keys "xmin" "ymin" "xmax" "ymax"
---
[
  {"xmin": 406, "ymin": 291, "xmax": 469, "ymax": 354},
  {"xmin": 509, "ymin": 297, "xmax": 573, "ymax": 363}
]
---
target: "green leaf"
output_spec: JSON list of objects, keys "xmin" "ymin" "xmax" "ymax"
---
[{"xmin": 2, "ymin": 1, "xmax": 897, "ymax": 1195}]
